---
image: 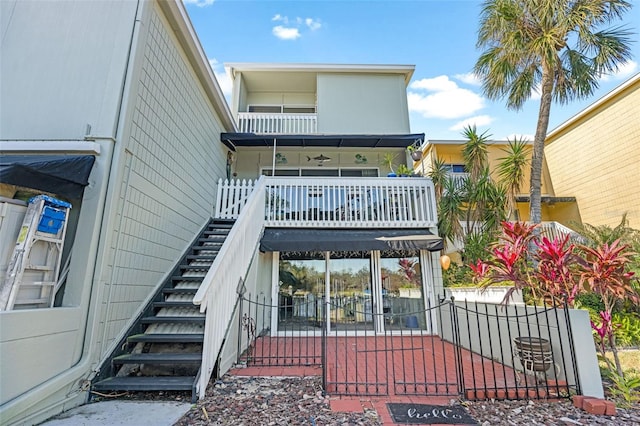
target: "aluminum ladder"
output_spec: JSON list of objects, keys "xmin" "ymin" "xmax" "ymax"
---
[{"xmin": 0, "ymin": 195, "xmax": 71, "ymax": 310}]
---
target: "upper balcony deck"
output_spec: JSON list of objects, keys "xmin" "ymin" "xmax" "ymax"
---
[
  {"xmin": 215, "ymin": 176, "xmax": 437, "ymax": 229},
  {"xmin": 237, "ymin": 112, "xmax": 318, "ymax": 134}
]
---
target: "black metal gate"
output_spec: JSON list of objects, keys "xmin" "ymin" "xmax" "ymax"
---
[{"xmin": 236, "ymin": 294, "xmax": 580, "ymax": 400}]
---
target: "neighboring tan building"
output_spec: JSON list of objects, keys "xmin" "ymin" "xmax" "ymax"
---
[
  {"xmin": 419, "ymin": 139, "xmax": 581, "ymax": 227},
  {"xmin": 544, "ymin": 72, "xmax": 640, "ymax": 229}
]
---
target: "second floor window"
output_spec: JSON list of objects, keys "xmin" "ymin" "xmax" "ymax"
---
[{"xmin": 443, "ymin": 164, "xmax": 466, "ymax": 173}]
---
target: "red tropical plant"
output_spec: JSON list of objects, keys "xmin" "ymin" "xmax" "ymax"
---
[
  {"xmin": 579, "ymin": 240, "xmax": 638, "ymax": 377},
  {"xmin": 472, "ymin": 221, "xmax": 581, "ymax": 306},
  {"xmin": 472, "ymin": 222, "xmax": 640, "ymax": 378},
  {"xmin": 398, "ymin": 258, "xmax": 420, "ymax": 287}
]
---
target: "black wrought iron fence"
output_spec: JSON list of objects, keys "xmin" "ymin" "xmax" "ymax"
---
[
  {"xmin": 234, "ymin": 293, "xmax": 580, "ymax": 400},
  {"xmin": 444, "ymin": 299, "xmax": 581, "ymax": 400}
]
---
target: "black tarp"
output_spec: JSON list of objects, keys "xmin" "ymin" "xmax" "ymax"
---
[
  {"xmin": 260, "ymin": 228, "xmax": 443, "ymax": 253},
  {"xmin": 0, "ymin": 155, "xmax": 95, "ymax": 199}
]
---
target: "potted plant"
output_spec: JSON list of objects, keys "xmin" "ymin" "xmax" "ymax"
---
[
  {"xmin": 380, "ymin": 153, "xmax": 397, "ymax": 177},
  {"xmin": 407, "ymin": 144, "xmax": 423, "ymax": 161},
  {"xmin": 396, "ymin": 164, "xmax": 412, "ymax": 177}
]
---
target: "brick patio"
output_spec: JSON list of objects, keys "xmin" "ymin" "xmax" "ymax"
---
[{"xmin": 229, "ymin": 335, "xmax": 568, "ymax": 425}]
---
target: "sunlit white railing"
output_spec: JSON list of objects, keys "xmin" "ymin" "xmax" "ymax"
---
[
  {"xmin": 194, "ymin": 176, "xmax": 267, "ymax": 398},
  {"xmin": 538, "ymin": 221, "xmax": 587, "ymax": 244},
  {"xmin": 215, "ymin": 177, "xmax": 438, "ymax": 228},
  {"xmin": 447, "ymin": 172, "xmax": 469, "ymax": 192},
  {"xmin": 237, "ymin": 112, "xmax": 317, "ymax": 134},
  {"xmin": 450, "ymin": 220, "xmax": 586, "ymax": 252}
]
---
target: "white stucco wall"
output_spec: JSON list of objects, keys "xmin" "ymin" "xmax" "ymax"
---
[{"xmin": 316, "ymin": 74, "xmax": 410, "ymax": 134}]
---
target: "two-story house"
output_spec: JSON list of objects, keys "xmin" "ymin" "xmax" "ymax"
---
[
  {"xmin": 0, "ymin": 1, "xmax": 443, "ymax": 423},
  {"xmin": 1, "ymin": 1, "xmax": 601, "ymax": 424}
]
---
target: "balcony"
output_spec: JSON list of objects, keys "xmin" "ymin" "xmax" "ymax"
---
[
  {"xmin": 237, "ymin": 112, "xmax": 317, "ymax": 134},
  {"xmin": 215, "ymin": 177, "xmax": 437, "ymax": 228}
]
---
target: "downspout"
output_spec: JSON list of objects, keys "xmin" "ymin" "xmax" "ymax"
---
[{"xmin": 1, "ymin": 1, "xmax": 144, "ymax": 420}]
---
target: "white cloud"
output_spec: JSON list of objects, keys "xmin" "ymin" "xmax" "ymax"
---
[
  {"xmin": 208, "ymin": 59, "xmax": 232, "ymax": 97},
  {"xmin": 271, "ymin": 15, "xmax": 321, "ymax": 40},
  {"xmin": 601, "ymin": 60, "xmax": 638, "ymax": 82},
  {"xmin": 410, "ymin": 75, "xmax": 458, "ymax": 92},
  {"xmin": 408, "ymin": 76, "xmax": 485, "ymax": 119},
  {"xmin": 183, "ymin": 0, "xmax": 214, "ymax": 7},
  {"xmin": 454, "ymin": 72, "xmax": 481, "ymax": 86},
  {"xmin": 305, "ymin": 18, "xmax": 322, "ymax": 31},
  {"xmin": 272, "ymin": 26, "xmax": 301, "ymax": 40},
  {"xmin": 449, "ymin": 115, "xmax": 494, "ymax": 131}
]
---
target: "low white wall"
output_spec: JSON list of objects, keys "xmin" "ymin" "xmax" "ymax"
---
[
  {"xmin": 217, "ymin": 250, "xmax": 273, "ymax": 375},
  {"xmin": 439, "ymin": 302, "xmax": 603, "ymax": 398},
  {"xmin": 445, "ymin": 286, "xmax": 523, "ymax": 305}
]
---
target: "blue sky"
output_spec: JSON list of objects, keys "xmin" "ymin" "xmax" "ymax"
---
[{"xmin": 184, "ymin": 0, "xmax": 639, "ymax": 141}]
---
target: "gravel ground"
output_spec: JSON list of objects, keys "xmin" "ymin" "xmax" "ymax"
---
[
  {"xmin": 464, "ymin": 399, "xmax": 640, "ymax": 425},
  {"xmin": 172, "ymin": 375, "xmax": 640, "ymax": 425}
]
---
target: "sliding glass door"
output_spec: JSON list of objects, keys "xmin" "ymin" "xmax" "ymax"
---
[
  {"xmin": 277, "ymin": 251, "xmax": 427, "ymax": 333},
  {"xmin": 328, "ymin": 255, "xmax": 374, "ymax": 331}
]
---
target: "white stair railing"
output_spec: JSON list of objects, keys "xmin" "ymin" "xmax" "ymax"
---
[
  {"xmin": 538, "ymin": 221, "xmax": 587, "ymax": 244},
  {"xmin": 193, "ymin": 176, "xmax": 266, "ymax": 398}
]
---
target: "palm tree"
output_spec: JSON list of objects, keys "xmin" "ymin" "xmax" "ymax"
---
[
  {"xmin": 461, "ymin": 125, "xmax": 490, "ymax": 181},
  {"xmin": 437, "ymin": 176, "xmax": 464, "ymax": 248},
  {"xmin": 572, "ymin": 213, "xmax": 637, "ymax": 247},
  {"xmin": 427, "ymin": 157, "xmax": 449, "ymax": 204},
  {"xmin": 497, "ymin": 138, "xmax": 531, "ymax": 220},
  {"xmin": 474, "ymin": 0, "xmax": 633, "ymax": 226}
]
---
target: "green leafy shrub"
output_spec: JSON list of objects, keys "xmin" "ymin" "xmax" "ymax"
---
[
  {"xmin": 575, "ymin": 292, "xmax": 605, "ymax": 313},
  {"xmin": 462, "ymin": 231, "xmax": 495, "ymax": 265},
  {"xmin": 608, "ymin": 373, "xmax": 640, "ymax": 408},
  {"xmin": 442, "ymin": 263, "xmax": 475, "ymax": 288},
  {"xmin": 613, "ymin": 312, "xmax": 640, "ymax": 348}
]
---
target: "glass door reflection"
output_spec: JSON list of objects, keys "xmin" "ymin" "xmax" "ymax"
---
[{"xmin": 329, "ymin": 256, "xmax": 374, "ymax": 331}]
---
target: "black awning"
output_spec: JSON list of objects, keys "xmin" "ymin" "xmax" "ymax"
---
[
  {"xmin": 221, "ymin": 133, "xmax": 425, "ymax": 151},
  {"xmin": 0, "ymin": 155, "xmax": 96, "ymax": 199},
  {"xmin": 260, "ymin": 228, "xmax": 443, "ymax": 253}
]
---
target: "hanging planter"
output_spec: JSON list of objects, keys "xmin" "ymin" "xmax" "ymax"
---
[{"xmin": 407, "ymin": 143, "xmax": 423, "ymax": 161}]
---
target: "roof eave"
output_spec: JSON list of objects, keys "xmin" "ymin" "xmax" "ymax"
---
[{"xmin": 158, "ymin": 0, "xmax": 237, "ymax": 132}]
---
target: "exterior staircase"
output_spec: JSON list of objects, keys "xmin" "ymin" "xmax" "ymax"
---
[{"xmin": 91, "ymin": 219, "xmax": 234, "ymax": 401}]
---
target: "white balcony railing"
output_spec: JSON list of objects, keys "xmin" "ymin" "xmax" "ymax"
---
[
  {"xmin": 237, "ymin": 112, "xmax": 317, "ymax": 134},
  {"xmin": 215, "ymin": 177, "xmax": 438, "ymax": 228}
]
